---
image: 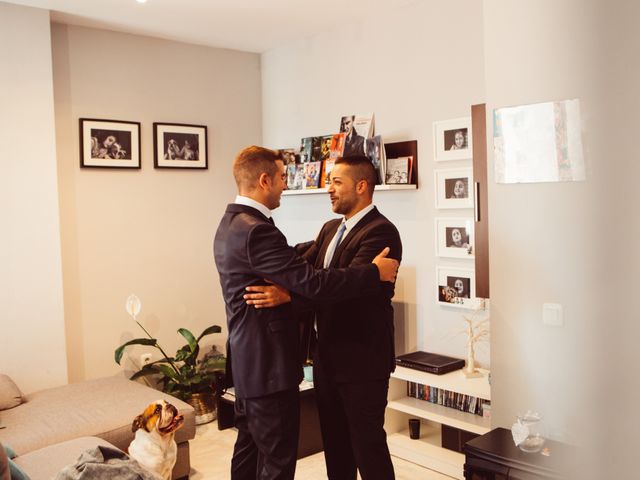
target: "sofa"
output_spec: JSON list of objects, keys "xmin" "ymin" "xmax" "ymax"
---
[{"xmin": 0, "ymin": 374, "xmax": 195, "ymax": 479}]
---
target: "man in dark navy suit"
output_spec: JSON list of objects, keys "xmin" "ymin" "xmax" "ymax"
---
[
  {"xmin": 245, "ymin": 155, "xmax": 402, "ymax": 480},
  {"xmin": 213, "ymin": 147, "xmax": 399, "ymax": 480}
]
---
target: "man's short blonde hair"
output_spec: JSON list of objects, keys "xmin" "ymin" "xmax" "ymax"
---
[{"xmin": 233, "ymin": 146, "xmax": 282, "ymax": 191}]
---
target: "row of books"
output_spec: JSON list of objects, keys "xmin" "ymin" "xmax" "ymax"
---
[
  {"xmin": 406, "ymin": 381, "xmax": 488, "ymax": 417},
  {"xmin": 280, "ymin": 113, "xmax": 413, "ymax": 190}
]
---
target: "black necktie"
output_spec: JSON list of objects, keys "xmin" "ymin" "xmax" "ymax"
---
[{"xmin": 267, "ymin": 217, "xmax": 275, "ymax": 226}]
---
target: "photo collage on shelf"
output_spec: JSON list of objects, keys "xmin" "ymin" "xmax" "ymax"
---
[
  {"xmin": 280, "ymin": 114, "xmax": 389, "ymax": 191},
  {"xmin": 432, "ymin": 117, "xmax": 476, "ymax": 309}
]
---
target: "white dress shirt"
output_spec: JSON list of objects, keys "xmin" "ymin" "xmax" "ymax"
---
[
  {"xmin": 323, "ymin": 203, "xmax": 375, "ymax": 268},
  {"xmin": 234, "ymin": 195, "xmax": 272, "ymax": 221}
]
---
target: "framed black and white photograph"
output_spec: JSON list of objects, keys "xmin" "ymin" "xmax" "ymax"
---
[
  {"xmin": 434, "ymin": 168, "xmax": 474, "ymax": 209},
  {"xmin": 437, "ymin": 266, "xmax": 476, "ymax": 309},
  {"xmin": 433, "ymin": 117, "xmax": 472, "ymax": 161},
  {"xmin": 153, "ymin": 123, "xmax": 208, "ymax": 169},
  {"xmin": 79, "ymin": 118, "xmax": 141, "ymax": 168},
  {"xmin": 435, "ymin": 217, "xmax": 474, "ymax": 258}
]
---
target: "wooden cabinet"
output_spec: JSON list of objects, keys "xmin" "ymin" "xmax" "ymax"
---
[
  {"xmin": 471, "ymin": 104, "xmax": 490, "ymax": 298},
  {"xmin": 464, "ymin": 428, "xmax": 571, "ymax": 479}
]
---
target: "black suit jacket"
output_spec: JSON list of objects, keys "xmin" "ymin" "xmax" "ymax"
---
[
  {"xmin": 213, "ymin": 203, "xmax": 381, "ymax": 399},
  {"xmin": 302, "ymin": 207, "xmax": 402, "ymax": 382}
]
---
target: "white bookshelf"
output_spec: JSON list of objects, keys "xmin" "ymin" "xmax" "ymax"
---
[
  {"xmin": 282, "ymin": 184, "xmax": 416, "ymax": 196},
  {"xmin": 392, "ymin": 366, "xmax": 490, "ymax": 400},
  {"xmin": 386, "ymin": 426, "xmax": 464, "ymax": 480},
  {"xmin": 385, "ymin": 366, "xmax": 491, "ymax": 479}
]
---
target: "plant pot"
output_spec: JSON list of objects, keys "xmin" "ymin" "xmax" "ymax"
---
[{"xmin": 186, "ymin": 392, "xmax": 217, "ymax": 425}]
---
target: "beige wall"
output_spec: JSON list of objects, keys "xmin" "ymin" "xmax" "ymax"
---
[
  {"xmin": 261, "ymin": 0, "xmax": 488, "ymax": 365},
  {"xmin": 484, "ymin": 0, "xmax": 640, "ymax": 476},
  {"xmin": 483, "ymin": 0, "xmax": 601, "ymax": 444},
  {"xmin": 0, "ymin": 2, "xmax": 68, "ymax": 394},
  {"xmin": 51, "ymin": 25, "xmax": 262, "ymax": 382}
]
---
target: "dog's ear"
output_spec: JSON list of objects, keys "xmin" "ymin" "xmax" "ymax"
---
[{"xmin": 132, "ymin": 414, "xmax": 145, "ymax": 433}]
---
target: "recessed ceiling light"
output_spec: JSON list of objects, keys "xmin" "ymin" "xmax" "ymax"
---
[{"xmin": 136, "ymin": 0, "xmax": 147, "ymax": 4}]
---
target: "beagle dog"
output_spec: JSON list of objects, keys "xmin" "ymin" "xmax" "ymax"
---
[{"xmin": 128, "ymin": 400, "xmax": 184, "ymax": 480}]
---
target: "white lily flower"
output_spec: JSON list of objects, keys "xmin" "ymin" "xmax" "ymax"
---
[{"xmin": 125, "ymin": 294, "xmax": 142, "ymax": 320}]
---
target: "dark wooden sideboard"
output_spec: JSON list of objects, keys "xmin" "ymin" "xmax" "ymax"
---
[
  {"xmin": 215, "ymin": 372, "xmax": 323, "ymax": 459},
  {"xmin": 464, "ymin": 428, "xmax": 574, "ymax": 480}
]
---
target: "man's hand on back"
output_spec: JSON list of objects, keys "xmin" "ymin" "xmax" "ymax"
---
[{"xmin": 244, "ymin": 282, "xmax": 291, "ymax": 309}]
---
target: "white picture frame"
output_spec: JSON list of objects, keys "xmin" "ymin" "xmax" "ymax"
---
[
  {"xmin": 436, "ymin": 266, "xmax": 476, "ymax": 309},
  {"xmin": 435, "ymin": 217, "xmax": 474, "ymax": 259},
  {"xmin": 433, "ymin": 117, "xmax": 472, "ymax": 161},
  {"xmin": 434, "ymin": 168, "xmax": 474, "ymax": 209}
]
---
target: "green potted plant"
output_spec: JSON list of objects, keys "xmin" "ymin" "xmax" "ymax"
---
[{"xmin": 114, "ymin": 294, "xmax": 225, "ymax": 424}]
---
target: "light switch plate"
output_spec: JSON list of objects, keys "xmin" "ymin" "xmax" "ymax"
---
[{"xmin": 543, "ymin": 303, "xmax": 563, "ymax": 326}]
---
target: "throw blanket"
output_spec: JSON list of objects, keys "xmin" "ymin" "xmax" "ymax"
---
[{"xmin": 55, "ymin": 446, "xmax": 161, "ymax": 480}]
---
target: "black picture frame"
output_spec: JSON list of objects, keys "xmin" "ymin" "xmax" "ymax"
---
[
  {"xmin": 153, "ymin": 123, "xmax": 208, "ymax": 169},
  {"xmin": 79, "ymin": 118, "xmax": 141, "ymax": 169}
]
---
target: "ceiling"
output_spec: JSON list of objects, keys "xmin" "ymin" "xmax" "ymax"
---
[{"xmin": 5, "ymin": 0, "xmax": 417, "ymax": 53}]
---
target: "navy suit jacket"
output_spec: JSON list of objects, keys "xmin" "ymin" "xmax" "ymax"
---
[
  {"xmin": 213, "ymin": 203, "xmax": 381, "ymax": 399},
  {"xmin": 302, "ymin": 207, "xmax": 402, "ymax": 382}
]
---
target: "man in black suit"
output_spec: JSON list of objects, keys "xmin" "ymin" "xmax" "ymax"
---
[
  {"xmin": 213, "ymin": 146, "xmax": 399, "ymax": 480},
  {"xmin": 245, "ymin": 155, "xmax": 402, "ymax": 480},
  {"xmin": 341, "ymin": 115, "xmax": 365, "ymax": 157}
]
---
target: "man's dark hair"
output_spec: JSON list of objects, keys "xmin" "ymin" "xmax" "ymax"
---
[
  {"xmin": 335, "ymin": 155, "xmax": 376, "ymax": 196},
  {"xmin": 233, "ymin": 146, "xmax": 282, "ymax": 191}
]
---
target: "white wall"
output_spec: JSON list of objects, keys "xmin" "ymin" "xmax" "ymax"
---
[
  {"xmin": 0, "ymin": 2, "xmax": 68, "ymax": 393},
  {"xmin": 51, "ymin": 25, "xmax": 262, "ymax": 383},
  {"xmin": 262, "ymin": 0, "xmax": 488, "ymax": 365},
  {"xmin": 483, "ymin": 0, "xmax": 640, "ymax": 476},
  {"xmin": 483, "ymin": 0, "xmax": 601, "ymax": 442}
]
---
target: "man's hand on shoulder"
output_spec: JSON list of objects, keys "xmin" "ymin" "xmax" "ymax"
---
[
  {"xmin": 372, "ymin": 247, "xmax": 399, "ymax": 283},
  {"xmin": 244, "ymin": 281, "xmax": 291, "ymax": 309}
]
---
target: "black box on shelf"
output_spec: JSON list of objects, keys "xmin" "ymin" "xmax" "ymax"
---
[{"xmin": 395, "ymin": 351, "xmax": 465, "ymax": 375}]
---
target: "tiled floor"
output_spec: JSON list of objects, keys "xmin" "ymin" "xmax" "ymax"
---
[{"xmin": 189, "ymin": 421, "xmax": 453, "ymax": 479}]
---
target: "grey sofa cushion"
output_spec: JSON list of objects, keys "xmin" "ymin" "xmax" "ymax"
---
[
  {"xmin": 13, "ymin": 437, "xmax": 115, "ymax": 480},
  {"xmin": 0, "ymin": 375, "xmax": 195, "ymax": 455}
]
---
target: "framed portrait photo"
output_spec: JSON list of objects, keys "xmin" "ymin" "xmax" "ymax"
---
[
  {"xmin": 435, "ymin": 217, "xmax": 474, "ymax": 258},
  {"xmin": 154, "ymin": 123, "xmax": 208, "ymax": 169},
  {"xmin": 433, "ymin": 117, "xmax": 472, "ymax": 161},
  {"xmin": 79, "ymin": 118, "xmax": 141, "ymax": 168},
  {"xmin": 436, "ymin": 266, "xmax": 476, "ymax": 309},
  {"xmin": 434, "ymin": 168, "xmax": 474, "ymax": 209}
]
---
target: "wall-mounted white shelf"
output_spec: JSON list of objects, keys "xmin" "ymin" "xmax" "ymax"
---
[{"xmin": 282, "ymin": 184, "xmax": 417, "ymax": 196}]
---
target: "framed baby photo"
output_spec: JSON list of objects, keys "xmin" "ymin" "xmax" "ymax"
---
[
  {"xmin": 434, "ymin": 168, "xmax": 474, "ymax": 209},
  {"xmin": 435, "ymin": 217, "xmax": 474, "ymax": 258},
  {"xmin": 79, "ymin": 118, "xmax": 141, "ymax": 168},
  {"xmin": 436, "ymin": 266, "xmax": 476, "ymax": 309},
  {"xmin": 153, "ymin": 123, "xmax": 208, "ymax": 169},
  {"xmin": 433, "ymin": 117, "xmax": 472, "ymax": 161}
]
